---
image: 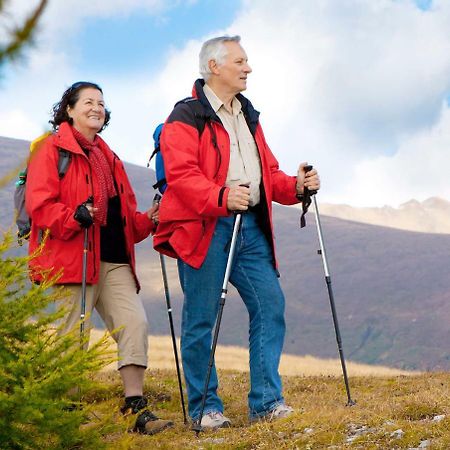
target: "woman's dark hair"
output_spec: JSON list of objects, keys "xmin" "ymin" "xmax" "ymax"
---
[{"xmin": 50, "ymin": 81, "xmax": 111, "ymax": 132}]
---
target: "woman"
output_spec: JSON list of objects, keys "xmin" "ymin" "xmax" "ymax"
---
[{"xmin": 26, "ymin": 81, "xmax": 172, "ymax": 435}]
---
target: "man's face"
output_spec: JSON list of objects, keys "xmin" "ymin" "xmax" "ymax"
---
[{"xmin": 216, "ymin": 41, "xmax": 252, "ymax": 94}]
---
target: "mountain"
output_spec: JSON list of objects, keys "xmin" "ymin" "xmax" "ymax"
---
[
  {"xmin": 1, "ymin": 136, "xmax": 449, "ymax": 371},
  {"xmin": 316, "ymin": 198, "xmax": 450, "ymax": 234}
]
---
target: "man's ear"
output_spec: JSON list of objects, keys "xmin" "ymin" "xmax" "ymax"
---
[{"xmin": 208, "ymin": 59, "xmax": 220, "ymax": 76}]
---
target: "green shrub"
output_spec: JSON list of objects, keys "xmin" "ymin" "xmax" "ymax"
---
[{"xmin": 0, "ymin": 232, "xmax": 112, "ymax": 450}]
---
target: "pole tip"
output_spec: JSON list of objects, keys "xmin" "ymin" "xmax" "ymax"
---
[
  {"xmin": 192, "ymin": 422, "xmax": 202, "ymax": 435},
  {"xmin": 346, "ymin": 399, "xmax": 357, "ymax": 407}
]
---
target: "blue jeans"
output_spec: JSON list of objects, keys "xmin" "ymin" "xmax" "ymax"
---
[{"xmin": 178, "ymin": 211, "xmax": 286, "ymax": 420}]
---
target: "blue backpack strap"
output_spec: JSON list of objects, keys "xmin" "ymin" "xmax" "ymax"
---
[{"xmin": 148, "ymin": 123, "xmax": 164, "ymax": 166}]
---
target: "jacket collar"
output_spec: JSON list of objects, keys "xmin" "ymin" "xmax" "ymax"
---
[
  {"xmin": 53, "ymin": 122, "xmax": 113, "ymax": 162},
  {"xmin": 192, "ymin": 78, "xmax": 260, "ymax": 135}
]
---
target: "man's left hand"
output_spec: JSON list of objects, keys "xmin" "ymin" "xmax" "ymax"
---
[{"xmin": 296, "ymin": 162, "xmax": 320, "ymax": 195}]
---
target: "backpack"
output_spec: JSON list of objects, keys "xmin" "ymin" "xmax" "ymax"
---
[
  {"xmin": 148, "ymin": 98, "xmax": 210, "ymax": 195},
  {"xmin": 14, "ymin": 132, "xmax": 72, "ymax": 245}
]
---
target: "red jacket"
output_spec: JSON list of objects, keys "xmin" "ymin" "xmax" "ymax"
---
[
  {"xmin": 153, "ymin": 79, "xmax": 299, "ymax": 269},
  {"xmin": 26, "ymin": 122, "xmax": 154, "ymax": 291}
]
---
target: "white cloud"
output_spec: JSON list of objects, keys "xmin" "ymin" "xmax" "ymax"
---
[
  {"xmin": 2, "ymin": 0, "xmax": 450, "ymax": 206},
  {"xmin": 0, "ymin": 109, "xmax": 41, "ymax": 140},
  {"xmin": 344, "ymin": 102, "xmax": 450, "ymax": 206}
]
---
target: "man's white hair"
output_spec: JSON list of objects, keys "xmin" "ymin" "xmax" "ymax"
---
[{"xmin": 199, "ymin": 35, "xmax": 241, "ymax": 81}]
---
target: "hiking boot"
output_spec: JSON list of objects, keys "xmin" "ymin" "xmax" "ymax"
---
[
  {"xmin": 134, "ymin": 409, "xmax": 174, "ymax": 435},
  {"xmin": 251, "ymin": 403, "xmax": 294, "ymax": 423},
  {"xmin": 198, "ymin": 411, "xmax": 231, "ymax": 430},
  {"xmin": 121, "ymin": 396, "xmax": 173, "ymax": 435}
]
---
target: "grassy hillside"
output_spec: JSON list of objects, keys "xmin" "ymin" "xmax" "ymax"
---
[
  {"xmin": 2, "ymin": 135, "xmax": 449, "ymax": 371},
  {"xmin": 84, "ymin": 368, "xmax": 449, "ymax": 449},
  {"xmin": 91, "ymin": 330, "xmax": 412, "ymax": 377}
]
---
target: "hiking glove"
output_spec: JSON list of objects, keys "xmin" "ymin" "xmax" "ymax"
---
[{"xmin": 74, "ymin": 203, "xmax": 93, "ymax": 228}]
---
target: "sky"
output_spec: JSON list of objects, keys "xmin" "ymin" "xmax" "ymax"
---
[{"xmin": 1, "ymin": 0, "xmax": 450, "ymax": 207}]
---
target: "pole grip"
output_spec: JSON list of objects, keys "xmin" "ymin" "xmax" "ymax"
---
[
  {"xmin": 153, "ymin": 193, "xmax": 162, "ymax": 206},
  {"xmin": 304, "ymin": 165, "xmax": 317, "ymax": 196}
]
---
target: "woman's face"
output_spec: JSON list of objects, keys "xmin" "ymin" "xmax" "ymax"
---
[{"xmin": 67, "ymin": 87, "xmax": 106, "ymax": 138}]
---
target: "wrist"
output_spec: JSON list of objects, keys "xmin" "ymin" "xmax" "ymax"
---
[{"xmin": 296, "ymin": 181, "xmax": 304, "ymax": 196}]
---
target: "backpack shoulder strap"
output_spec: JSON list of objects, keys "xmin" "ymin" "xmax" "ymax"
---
[
  {"xmin": 177, "ymin": 97, "xmax": 208, "ymax": 136},
  {"xmin": 57, "ymin": 149, "xmax": 71, "ymax": 179}
]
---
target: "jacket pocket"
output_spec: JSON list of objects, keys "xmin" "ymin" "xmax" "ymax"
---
[{"xmin": 170, "ymin": 220, "xmax": 204, "ymax": 259}]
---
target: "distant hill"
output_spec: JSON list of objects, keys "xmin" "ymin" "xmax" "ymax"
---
[
  {"xmin": 1, "ymin": 136, "xmax": 449, "ymax": 371},
  {"xmin": 316, "ymin": 198, "xmax": 450, "ymax": 234}
]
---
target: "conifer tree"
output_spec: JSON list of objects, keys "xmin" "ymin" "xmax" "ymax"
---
[{"xmin": 0, "ymin": 232, "xmax": 112, "ymax": 450}]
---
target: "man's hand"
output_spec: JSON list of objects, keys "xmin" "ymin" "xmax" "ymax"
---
[
  {"xmin": 227, "ymin": 185, "xmax": 250, "ymax": 211},
  {"xmin": 296, "ymin": 162, "xmax": 320, "ymax": 195}
]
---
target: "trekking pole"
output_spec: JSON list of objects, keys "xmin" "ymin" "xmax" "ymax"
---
[
  {"xmin": 80, "ymin": 196, "xmax": 93, "ymax": 346},
  {"xmin": 153, "ymin": 194, "xmax": 187, "ymax": 424},
  {"xmin": 192, "ymin": 212, "xmax": 243, "ymax": 435},
  {"xmin": 303, "ymin": 166, "xmax": 355, "ymax": 406}
]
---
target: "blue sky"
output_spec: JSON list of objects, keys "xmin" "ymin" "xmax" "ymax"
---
[
  {"xmin": 1, "ymin": 0, "xmax": 450, "ymax": 207},
  {"xmin": 75, "ymin": 1, "xmax": 241, "ymax": 76}
]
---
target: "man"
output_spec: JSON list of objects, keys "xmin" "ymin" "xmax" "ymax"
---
[{"xmin": 154, "ymin": 36, "xmax": 320, "ymax": 428}]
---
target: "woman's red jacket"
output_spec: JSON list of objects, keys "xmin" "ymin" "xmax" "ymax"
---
[{"xmin": 25, "ymin": 122, "xmax": 154, "ymax": 291}]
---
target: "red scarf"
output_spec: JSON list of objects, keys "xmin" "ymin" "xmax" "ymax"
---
[{"xmin": 71, "ymin": 127, "xmax": 116, "ymax": 225}]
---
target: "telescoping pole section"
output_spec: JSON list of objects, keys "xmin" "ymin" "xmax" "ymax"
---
[
  {"xmin": 193, "ymin": 212, "xmax": 243, "ymax": 435},
  {"xmin": 153, "ymin": 193, "xmax": 188, "ymax": 423},
  {"xmin": 159, "ymin": 251, "xmax": 188, "ymax": 424},
  {"xmin": 311, "ymin": 193, "xmax": 355, "ymax": 406}
]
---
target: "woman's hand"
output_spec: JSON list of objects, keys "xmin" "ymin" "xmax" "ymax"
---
[{"xmin": 147, "ymin": 202, "xmax": 160, "ymax": 224}]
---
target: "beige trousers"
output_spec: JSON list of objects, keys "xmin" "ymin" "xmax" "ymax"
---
[{"xmin": 60, "ymin": 262, "xmax": 148, "ymax": 369}]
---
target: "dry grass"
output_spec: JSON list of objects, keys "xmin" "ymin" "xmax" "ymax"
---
[
  {"xmin": 85, "ymin": 368, "xmax": 449, "ymax": 449},
  {"xmin": 82, "ymin": 330, "xmax": 450, "ymax": 448},
  {"xmin": 90, "ymin": 329, "xmax": 413, "ymax": 377}
]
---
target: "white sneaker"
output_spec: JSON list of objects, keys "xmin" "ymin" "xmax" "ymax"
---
[
  {"xmin": 251, "ymin": 403, "xmax": 294, "ymax": 423},
  {"xmin": 268, "ymin": 403, "xmax": 294, "ymax": 420},
  {"xmin": 199, "ymin": 411, "xmax": 231, "ymax": 429}
]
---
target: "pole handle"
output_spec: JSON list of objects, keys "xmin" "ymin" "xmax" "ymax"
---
[
  {"xmin": 304, "ymin": 165, "xmax": 317, "ymax": 196},
  {"xmin": 153, "ymin": 193, "xmax": 162, "ymax": 206}
]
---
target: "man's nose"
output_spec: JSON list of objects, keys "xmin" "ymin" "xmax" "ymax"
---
[{"xmin": 244, "ymin": 63, "xmax": 252, "ymax": 73}]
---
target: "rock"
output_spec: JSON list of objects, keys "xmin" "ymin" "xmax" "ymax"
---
[
  {"xmin": 390, "ymin": 429, "xmax": 404, "ymax": 439},
  {"xmin": 408, "ymin": 439, "xmax": 431, "ymax": 450},
  {"xmin": 432, "ymin": 414, "xmax": 445, "ymax": 422},
  {"xmin": 346, "ymin": 424, "xmax": 376, "ymax": 442}
]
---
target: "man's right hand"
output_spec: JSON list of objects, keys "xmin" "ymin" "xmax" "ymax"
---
[{"xmin": 226, "ymin": 185, "xmax": 250, "ymax": 211}]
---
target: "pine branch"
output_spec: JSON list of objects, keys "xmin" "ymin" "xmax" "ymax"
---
[{"xmin": 0, "ymin": 0, "xmax": 48, "ymax": 63}]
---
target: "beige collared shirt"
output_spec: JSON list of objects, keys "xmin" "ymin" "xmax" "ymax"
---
[{"xmin": 203, "ymin": 83, "xmax": 262, "ymax": 206}]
